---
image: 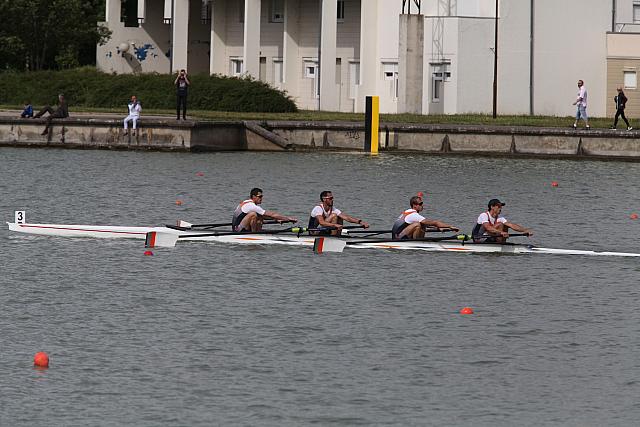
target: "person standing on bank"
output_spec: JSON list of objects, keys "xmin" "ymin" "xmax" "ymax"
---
[
  {"xmin": 572, "ymin": 79, "xmax": 589, "ymax": 129},
  {"xmin": 611, "ymin": 87, "xmax": 633, "ymax": 131},
  {"xmin": 123, "ymin": 95, "xmax": 142, "ymax": 136},
  {"xmin": 33, "ymin": 94, "xmax": 69, "ymax": 135},
  {"xmin": 174, "ymin": 69, "xmax": 190, "ymax": 120}
]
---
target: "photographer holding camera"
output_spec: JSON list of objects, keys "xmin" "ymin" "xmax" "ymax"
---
[{"xmin": 174, "ymin": 69, "xmax": 191, "ymax": 120}]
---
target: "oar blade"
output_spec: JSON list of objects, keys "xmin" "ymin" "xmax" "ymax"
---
[
  {"xmin": 313, "ymin": 237, "xmax": 347, "ymax": 254},
  {"xmin": 176, "ymin": 220, "xmax": 193, "ymax": 229},
  {"xmin": 145, "ymin": 231, "xmax": 180, "ymax": 248}
]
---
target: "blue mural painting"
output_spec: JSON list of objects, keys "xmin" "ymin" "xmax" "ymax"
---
[{"xmin": 134, "ymin": 44, "xmax": 155, "ymax": 61}]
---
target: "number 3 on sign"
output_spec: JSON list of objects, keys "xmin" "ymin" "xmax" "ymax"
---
[{"xmin": 15, "ymin": 211, "xmax": 25, "ymax": 224}]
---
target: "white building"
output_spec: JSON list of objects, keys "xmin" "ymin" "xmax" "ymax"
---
[{"xmin": 98, "ymin": 0, "xmax": 640, "ymax": 118}]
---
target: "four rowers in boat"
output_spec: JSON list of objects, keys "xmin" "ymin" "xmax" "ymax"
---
[
  {"xmin": 232, "ymin": 187, "xmax": 298, "ymax": 232},
  {"xmin": 472, "ymin": 198, "xmax": 533, "ymax": 243},
  {"xmin": 392, "ymin": 195, "xmax": 460, "ymax": 239},
  {"xmin": 232, "ymin": 188, "xmax": 532, "ymax": 243},
  {"xmin": 308, "ymin": 190, "xmax": 369, "ymax": 235}
]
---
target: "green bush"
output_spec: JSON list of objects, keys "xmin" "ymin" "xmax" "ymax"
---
[{"xmin": 0, "ymin": 67, "xmax": 298, "ymax": 113}]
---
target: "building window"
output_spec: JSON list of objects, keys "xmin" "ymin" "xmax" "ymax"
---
[
  {"xmin": 121, "ymin": 0, "xmax": 139, "ymax": 27},
  {"xmin": 337, "ymin": 0, "xmax": 345, "ymax": 22},
  {"xmin": 270, "ymin": 0, "xmax": 284, "ymax": 22},
  {"xmin": 624, "ymin": 70, "xmax": 637, "ymax": 89},
  {"xmin": 634, "ymin": 2, "xmax": 640, "ymax": 23},
  {"xmin": 349, "ymin": 61, "xmax": 360, "ymax": 99},
  {"xmin": 431, "ymin": 63, "xmax": 451, "ymax": 102},
  {"xmin": 273, "ymin": 59, "xmax": 283, "ymax": 84},
  {"xmin": 231, "ymin": 58, "xmax": 244, "ymax": 76},
  {"xmin": 304, "ymin": 62, "xmax": 317, "ymax": 78},
  {"xmin": 304, "ymin": 60, "xmax": 319, "ymax": 98},
  {"xmin": 201, "ymin": 1, "xmax": 212, "ymax": 24},
  {"xmin": 382, "ymin": 62, "xmax": 399, "ymax": 99}
]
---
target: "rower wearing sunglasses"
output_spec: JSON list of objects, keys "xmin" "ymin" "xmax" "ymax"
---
[
  {"xmin": 392, "ymin": 195, "xmax": 459, "ymax": 240},
  {"xmin": 308, "ymin": 190, "xmax": 369, "ymax": 235},
  {"xmin": 232, "ymin": 187, "xmax": 298, "ymax": 232}
]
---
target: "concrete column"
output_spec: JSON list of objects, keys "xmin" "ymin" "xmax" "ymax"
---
[
  {"xmin": 106, "ymin": 0, "xmax": 121, "ymax": 23},
  {"xmin": 244, "ymin": 0, "xmax": 262, "ymax": 78},
  {"xmin": 319, "ymin": 0, "xmax": 338, "ymax": 111},
  {"xmin": 283, "ymin": 0, "xmax": 300, "ymax": 94},
  {"xmin": 211, "ymin": 0, "xmax": 227, "ymax": 74},
  {"xmin": 172, "ymin": 0, "xmax": 190, "ymax": 72},
  {"xmin": 137, "ymin": 0, "xmax": 146, "ymax": 23},
  {"xmin": 357, "ymin": 0, "xmax": 379, "ymax": 113},
  {"xmin": 398, "ymin": 14, "xmax": 424, "ymax": 114}
]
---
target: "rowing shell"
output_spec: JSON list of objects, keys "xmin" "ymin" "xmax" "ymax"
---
[{"xmin": 8, "ymin": 211, "xmax": 640, "ymax": 257}]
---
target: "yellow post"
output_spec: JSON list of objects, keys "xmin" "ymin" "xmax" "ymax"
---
[{"xmin": 365, "ymin": 96, "xmax": 380, "ymax": 155}]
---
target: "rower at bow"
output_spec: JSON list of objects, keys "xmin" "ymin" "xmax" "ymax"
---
[
  {"xmin": 232, "ymin": 188, "xmax": 298, "ymax": 232},
  {"xmin": 308, "ymin": 190, "xmax": 370, "ymax": 235},
  {"xmin": 392, "ymin": 195, "xmax": 459, "ymax": 239},
  {"xmin": 472, "ymin": 198, "xmax": 533, "ymax": 243}
]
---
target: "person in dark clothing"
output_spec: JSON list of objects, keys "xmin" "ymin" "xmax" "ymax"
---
[
  {"xmin": 174, "ymin": 69, "xmax": 190, "ymax": 120},
  {"xmin": 20, "ymin": 101, "xmax": 33, "ymax": 118},
  {"xmin": 611, "ymin": 87, "xmax": 633, "ymax": 131},
  {"xmin": 34, "ymin": 94, "xmax": 69, "ymax": 135}
]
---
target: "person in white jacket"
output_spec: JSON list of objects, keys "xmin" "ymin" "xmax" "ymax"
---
[{"xmin": 123, "ymin": 95, "xmax": 142, "ymax": 135}]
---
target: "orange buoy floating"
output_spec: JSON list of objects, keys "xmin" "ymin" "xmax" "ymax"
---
[
  {"xmin": 551, "ymin": 181, "xmax": 559, "ymax": 187},
  {"xmin": 631, "ymin": 213, "xmax": 639, "ymax": 220},
  {"xmin": 34, "ymin": 352, "xmax": 49, "ymax": 368},
  {"xmin": 175, "ymin": 199, "xmax": 183, "ymax": 206},
  {"xmin": 144, "ymin": 250, "xmax": 154, "ymax": 256},
  {"xmin": 460, "ymin": 307, "xmax": 474, "ymax": 315}
]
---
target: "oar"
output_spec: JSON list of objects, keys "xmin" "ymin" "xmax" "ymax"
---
[
  {"xmin": 313, "ymin": 234, "xmax": 470, "ymax": 254},
  {"xmin": 146, "ymin": 226, "xmax": 305, "ymax": 248},
  {"xmin": 171, "ymin": 219, "xmax": 291, "ymax": 230}
]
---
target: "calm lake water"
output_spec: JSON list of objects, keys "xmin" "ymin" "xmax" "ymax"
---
[{"xmin": 1, "ymin": 147, "xmax": 640, "ymax": 426}]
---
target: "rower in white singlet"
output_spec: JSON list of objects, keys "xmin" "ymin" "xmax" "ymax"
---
[
  {"xmin": 391, "ymin": 195, "xmax": 459, "ymax": 240},
  {"xmin": 308, "ymin": 190, "xmax": 369, "ymax": 235},
  {"xmin": 472, "ymin": 199, "xmax": 533, "ymax": 243},
  {"xmin": 232, "ymin": 188, "xmax": 297, "ymax": 232}
]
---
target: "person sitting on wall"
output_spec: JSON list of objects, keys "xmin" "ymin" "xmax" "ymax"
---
[
  {"xmin": 20, "ymin": 101, "xmax": 33, "ymax": 118},
  {"xmin": 123, "ymin": 95, "xmax": 142, "ymax": 136},
  {"xmin": 33, "ymin": 94, "xmax": 69, "ymax": 135}
]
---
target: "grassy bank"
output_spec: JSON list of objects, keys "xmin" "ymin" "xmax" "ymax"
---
[{"xmin": 0, "ymin": 104, "xmax": 622, "ymax": 129}]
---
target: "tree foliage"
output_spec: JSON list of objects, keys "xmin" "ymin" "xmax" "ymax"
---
[{"xmin": 0, "ymin": 0, "xmax": 111, "ymax": 71}]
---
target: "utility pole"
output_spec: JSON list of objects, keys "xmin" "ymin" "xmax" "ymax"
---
[{"xmin": 492, "ymin": 0, "xmax": 498, "ymax": 119}]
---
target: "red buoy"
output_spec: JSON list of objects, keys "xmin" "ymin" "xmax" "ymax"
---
[
  {"xmin": 175, "ymin": 199, "xmax": 183, "ymax": 206},
  {"xmin": 196, "ymin": 172, "xmax": 205, "ymax": 177},
  {"xmin": 34, "ymin": 352, "xmax": 49, "ymax": 368},
  {"xmin": 417, "ymin": 191, "xmax": 424, "ymax": 197},
  {"xmin": 460, "ymin": 307, "xmax": 474, "ymax": 315},
  {"xmin": 551, "ymin": 181, "xmax": 559, "ymax": 187},
  {"xmin": 144, "ymin": 250, "xmax": 154, "ymax": 256},
  {"xmin": 631, "ymin": 213, "xmax": 638, "ymax": 220}
]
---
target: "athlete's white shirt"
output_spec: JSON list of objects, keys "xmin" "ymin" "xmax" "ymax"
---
[
  {"xmin": 310, "ymin": 205, "xmax": 342, "ymax": 218},
  {"xmin": 477, "ymin": 212, "xmax": 507, "ymax": 225},
  {"xmin": 237, "ymin": 200, "xmax": 266, "ymax": 216},
  {"xmin": 400, "ymin": 209, "xmax": 425, "ymax": 224}
]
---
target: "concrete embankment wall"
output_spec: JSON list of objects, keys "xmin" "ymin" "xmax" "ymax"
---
[{"xmin": 1, "ymin": 116, "xmax": 639, "ymax": 160}]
